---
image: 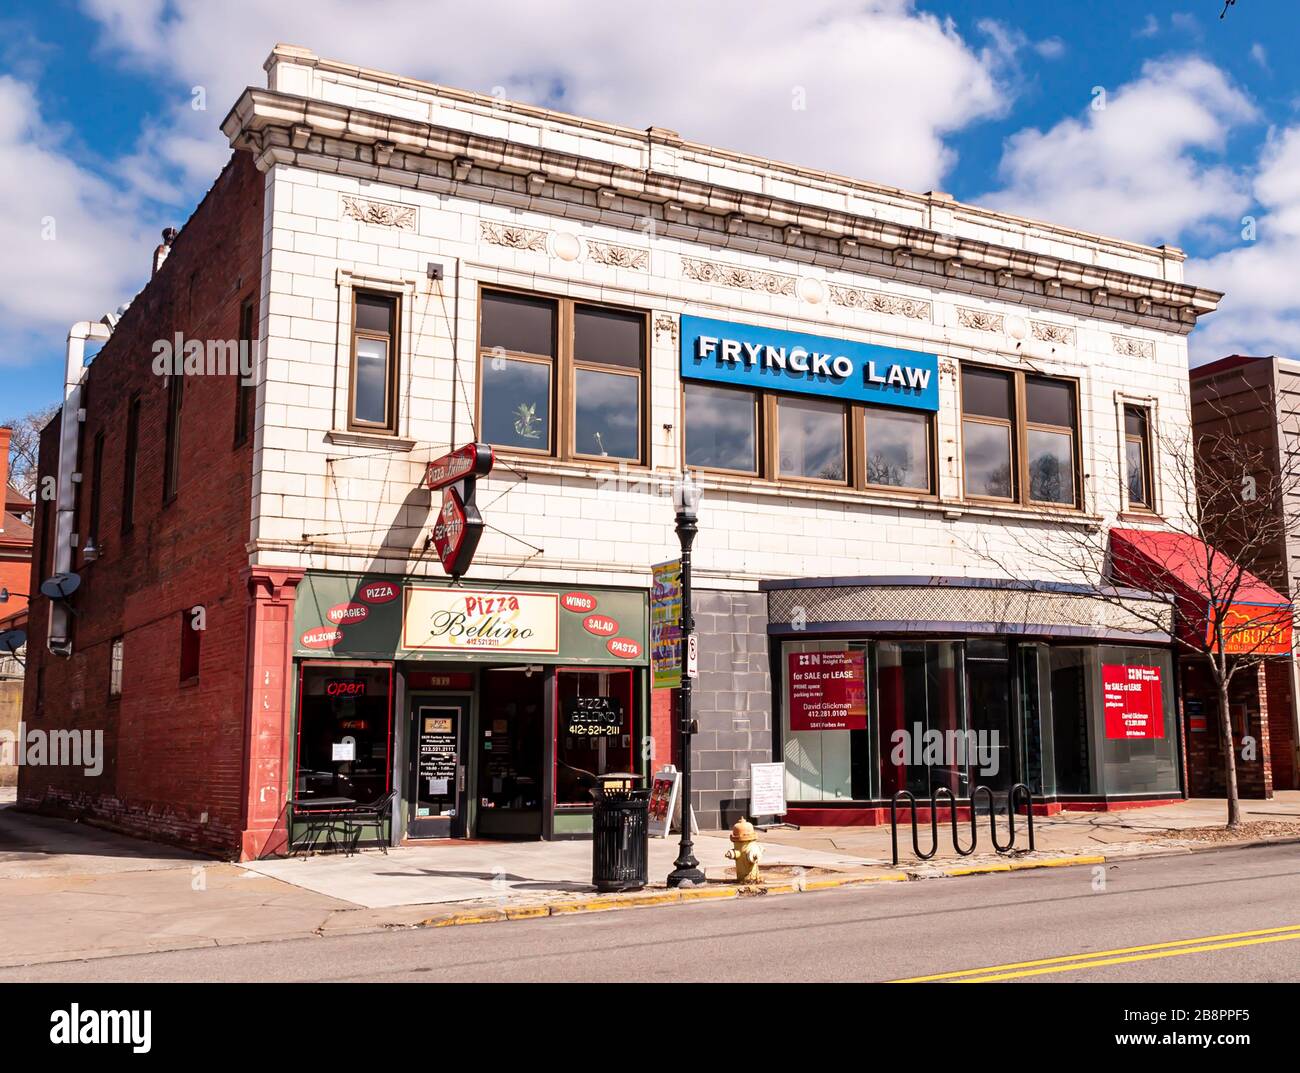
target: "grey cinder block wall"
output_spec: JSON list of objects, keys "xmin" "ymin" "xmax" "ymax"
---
[{"xmin": 688, "ymin": 590, "xmax": 772, "ymax": 829}]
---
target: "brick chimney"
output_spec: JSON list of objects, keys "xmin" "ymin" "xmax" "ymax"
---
[{"xmin": 0, "ymin": 427, "xmax": 11, "ymax": 521}]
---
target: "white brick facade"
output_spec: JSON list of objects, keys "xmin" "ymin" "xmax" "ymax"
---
[{"xmin": 224, "ymin": 45, "xmax": 1221, "ymax": 597}]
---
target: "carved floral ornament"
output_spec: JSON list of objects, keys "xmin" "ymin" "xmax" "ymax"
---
[
  {"xmin": 956, "ymin": 306, "xmax": 1005, "ymax": 333},
  {"xmin": 653, "ymin": 314, "xmax": 677, "ymax": 343},
  {"xmin": 1112, "ymin": 335, "xmax": 1155, "ymax": 359},
  {"xmin": 828, "ymin": 283, "xmax": 931, "ymax": 321},
  {"xmin": 479, "ymin": 219, "xmax": 549, "ymax": 252},
  {"xmin": 340, "ymin": 195, "xmax": 417, "ymax": 231},
  {"xmin": 586, "ymin": 240, "xmax": 649, "ymax": 270},
  {"xmin": 1031, "ymin": 320, "xmax": 1076, "ymax": 345},
  {"xmin": 680, "ymin": 256, "xmax": 797, "ymax": 296}
]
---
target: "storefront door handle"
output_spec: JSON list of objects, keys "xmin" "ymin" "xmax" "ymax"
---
[{"xmin": 457, "ymin": 766, "xmax": 466, "ymax": 792}]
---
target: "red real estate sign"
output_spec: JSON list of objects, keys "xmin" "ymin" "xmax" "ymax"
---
[
  {"xmin": 787, "ymin": 650, "xmax": 867, "ymax": 732},
  {"xmin": 1103, "ymin": 664, "xmax": 1164, "ymax": 740}
]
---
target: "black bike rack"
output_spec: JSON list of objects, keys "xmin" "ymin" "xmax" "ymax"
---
[{"xmin": 890, "ymin": 783, "xmax": 1036, "ymax": 866}]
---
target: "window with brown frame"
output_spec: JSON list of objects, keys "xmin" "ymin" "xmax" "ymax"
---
[
  {"xmin": 179, "ymin": 609, "xmax": 202, "ymax": 683},
  {"xmin": 1124, "ymin": 404, "xmax": 1155, "ymax": 510},
  {"xmin": 349, "ymin": 291, "xmax": 400, "ymax": 433},
  {"xmin": 234, "ymin": 297, "xmax": 255, "ymax": 446},
  {"xmin": 477, "ymin": 289, "xmax": 646, "ymax": 463},
  {"xmin": 961, "ymin": 364, "xmax": 1079, "ymax": 508},
  {"xmin": 682, "ymin": 381, "xmax": 935, "ymax": 494}
]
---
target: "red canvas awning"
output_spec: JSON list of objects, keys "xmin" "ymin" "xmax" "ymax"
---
[{"xmin": 1110, "ymin": 528, "xmax": 1292, "ymax": 655}]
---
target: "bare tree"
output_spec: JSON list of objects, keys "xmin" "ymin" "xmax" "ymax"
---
[
  {"xmin": 2, "ymin": 405, "xmax": 58, "ymax": 509},
  {"xmin": 971, "ymin": 383, "xmax": 1300, "ymax": 829}
]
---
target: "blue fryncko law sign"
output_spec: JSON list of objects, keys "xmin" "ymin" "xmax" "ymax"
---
[{"xmin": 680, "ymin": 315, "xmax": 939, "ymax": 411}]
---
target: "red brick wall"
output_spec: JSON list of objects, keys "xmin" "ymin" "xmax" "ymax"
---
[
  {"xmin": 1265, "ymin": 660, "xmax": 1297, "ymax": 790},
  {"xmin": 1180, "ymin": 659, "xmax": 1274, "ymax": 799},
  {"xmin": 19, "ymin": 151, "xmax": 263, "ymax": 856}
]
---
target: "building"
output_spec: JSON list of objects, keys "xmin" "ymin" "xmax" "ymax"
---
[
  {"xmin": 1187, "ymin": 355, "xmax": 1300, "ymax": 793},
  {"xmin": 20, "ymin": 45, "xmax": 1237, "ymax": 857},
  {"xmin": 0, "ymin": 426, "xmax": 34, "ymax": 788}
]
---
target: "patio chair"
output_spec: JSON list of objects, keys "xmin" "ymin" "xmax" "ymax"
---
[{"xmin": 343, "ymin": 789, "xmax": 399, "ymax": 855}]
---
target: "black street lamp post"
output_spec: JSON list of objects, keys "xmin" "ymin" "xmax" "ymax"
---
[{"xmin": 667, "ymin": 472, "xmax": 705, "ymax": 888}]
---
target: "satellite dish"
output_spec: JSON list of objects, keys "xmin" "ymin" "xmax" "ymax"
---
[
  {"xmin": 0, "ymin": 629, "xmax": 26, "ymax": 654},
  {"xmin": 40, "ymin": 573, "xmax": 81, "ymax": 600}
]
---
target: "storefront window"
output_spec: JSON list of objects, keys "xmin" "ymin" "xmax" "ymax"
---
[
  {"xmin": 684, "ymin": 383, "xmax": 758, "ymax": 473},
  {"xmin": 777, "ymin": 396, "xmax": 846, "ymax": 482},
  {"xmin": 783, "ymin": 641, "xmax": 871, "ymax": 802},
  {"xmin": 556, "ymin": 669, "xmax": 635, "ymax": 805},
  {"xmin": 295, "ymin": 665, "xmax": 392, "ymax": 804},
  {"xmin": 1098, "ymin": 646, "xmax": 1178, "ymax": 795},
  {"xmin": 864, "ymin": 407, "xmax": 931, "ymax": 492},
  {"xmin": 877, "ymin": 641, "xmax": 964, "ymax": 797},
  {"xmin": 1049, "ymin": 647, "xmax": 1093, "ymax": 795}
]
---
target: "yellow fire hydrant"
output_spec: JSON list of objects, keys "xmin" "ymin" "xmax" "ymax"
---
[{"xmin": 725, "ymin": 818, "xmax": 764, "ymax": 884}]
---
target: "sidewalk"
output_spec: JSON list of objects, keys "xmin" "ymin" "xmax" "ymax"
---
[{"xmin": 1, "ymin": 794, "xmax": 1297, "ymax": 969}]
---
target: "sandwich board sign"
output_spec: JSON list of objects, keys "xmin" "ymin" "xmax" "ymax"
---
[
  {"xmin": 749, "ymin": 762, "xmax": 786, "ymax": 821},
  {"xmin": 647, "ymin": 764, "xmax": 698, "ymax": 838}
]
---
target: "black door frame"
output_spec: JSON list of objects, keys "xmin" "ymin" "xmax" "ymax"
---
[{"xmin": 406, "ymin": 692, "xmax": 472, "ymax": 838}]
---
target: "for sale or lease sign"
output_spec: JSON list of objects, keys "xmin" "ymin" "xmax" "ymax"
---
[
  {"xmin": 787, "ymin": 650, "xmax": 867, "ymax": 732},
  {"xmin": 1103, "ymin": 664, "xmax": 1165, "ymax": 740}
]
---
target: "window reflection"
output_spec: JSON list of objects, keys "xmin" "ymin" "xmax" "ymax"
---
[
  {"xmin": 684, "ymin": 383, "xmax": 757, "ymax": 472},
  {"xmin": 1028, "ymin": 428, "xmax": 1074, "ymax": 505},
  {"xmin": 962, "ymin": 420, "xmax": 1013, "ymax": 498},
  {"xmin": 778, "ymin": 397, "xmax": 845, "ymax": 481},
  {"xmin": 480, "ymin": 357, "xmax": 551, "ymax": 451},
  {"xmin": 865, "ymin": 408, "xmax": 930, "ymax": 491},
  {"xmin": 575, "ymin": 368, "xmax": 639, "ymax": 459}
]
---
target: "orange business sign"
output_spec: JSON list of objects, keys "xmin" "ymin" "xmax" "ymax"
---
[{"xmin": 1207, "ymin": 603, "xmax": 1293, "ymax": 655}]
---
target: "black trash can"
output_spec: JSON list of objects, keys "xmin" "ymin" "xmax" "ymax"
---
[{"xmin": 590, "ymin": 773, "xmax": 650, "ymax": 892}]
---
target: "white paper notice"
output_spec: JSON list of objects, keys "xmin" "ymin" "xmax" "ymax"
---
[
  {"xmin": 431, "ymin": 778, "xmax": 450, "ymax": 795},
  {"xmin": 332, "ymin": 741, "xmax": 356, "ymax": 761}
]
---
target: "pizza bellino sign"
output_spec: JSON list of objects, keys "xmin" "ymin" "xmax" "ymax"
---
[{"xmin": 680, "ymin": 315, "xmax": 939, "ymax": 411}]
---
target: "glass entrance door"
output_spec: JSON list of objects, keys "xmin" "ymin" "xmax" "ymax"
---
[
  {"xmin": 407, "ymin": 696, "xmax": 469, "ymax": 838},
  {"xmin": 475, "ymin": 668, "xmax": 545, "ymax": 838}
]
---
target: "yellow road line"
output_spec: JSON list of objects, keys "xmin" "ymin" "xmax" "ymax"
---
[{"xmin": 893, "ymin": 923, "xmax": 1300, "ymax": 983}]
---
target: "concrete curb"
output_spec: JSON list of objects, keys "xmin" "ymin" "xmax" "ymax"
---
[{"xmin": 413, "ymin": 836, "xmax": 1300, "ymax": 928}]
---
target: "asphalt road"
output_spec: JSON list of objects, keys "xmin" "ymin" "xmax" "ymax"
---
[{"xmin": 5, "ymin": 843, "xmax": 1298, "ymax": 983}]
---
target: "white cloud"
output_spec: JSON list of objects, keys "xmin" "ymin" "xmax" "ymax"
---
[
  {"xmin": 1250, "ymin": 43, "xmax": 1269, "ymax": 72},
  {"xmin": 1189, "ymin": 124, "xmax": 1300, "ymax": 362},
  {"xmin": 1136, "ymin": 14, "xmax": 1160, "ymax": 38},
  {"xmin": 0, "ymin": 75, "xmax": 157, "ymax": 367},
  {"xmin": 979, "ymin": 57, "xmax": 1257, "ymax": 245},
  {"xmin": 79, "ymin": 0, "xmax": 1012, "ymax": 194}
]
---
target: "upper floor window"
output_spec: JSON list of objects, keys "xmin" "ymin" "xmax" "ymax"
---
[
  {"xmin": 477, "ymin": 289, "xmax": 646, "ymax": 463},
  {"xmin": 86, "ymin": 430, "xmax": 105, "ymax": 552},
  {"xmin": 234, "ymin": 297, "xmax": 255, "ymax": 446},
  {"xmin": 1124, "ymin": 404, "xmax": 1154, "ymax": 510},
  {"xmin": 961, "ymin": 365, "xmax": 1079, "ymax": 508},
  {"xmin": 683, "ymin": 383, "xmax": 934, "ymax": 495},
  {"xmin": 122, "ymin": 395, "xmax": 140, "ymax": 533},
  {"xmin": 179, "ymin": 608, "xmax": 202, "ymax": 683},
  {"xmin": 109, "ymin": 637, "xmax": 124, "ymax": 697},
  {"xmin": 349, "ymin": 291, "xmax": 400, "ymax": 433},
  {"xmin": 163, "ymin": 370, "xmax": 183, "ymax": 503}
]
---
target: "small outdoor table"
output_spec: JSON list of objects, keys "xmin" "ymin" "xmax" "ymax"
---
[{"xmin": 289, "ymin": 797, "xmax": 359, "ymax": 856}]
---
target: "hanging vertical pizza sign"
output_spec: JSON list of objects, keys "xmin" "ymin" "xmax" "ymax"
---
[{"xmin": 425, "ymin": 443, "xmax": 493, "ymax": 577}]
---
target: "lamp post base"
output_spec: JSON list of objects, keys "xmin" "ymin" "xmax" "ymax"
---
[{"xmin": 666, "ymin": 850, "xmax": 705, "ymax": 888}]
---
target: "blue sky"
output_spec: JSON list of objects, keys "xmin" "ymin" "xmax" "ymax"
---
[{"xmin": 2, "ymin": 1, "xmax": 1298, "ymax": 420}]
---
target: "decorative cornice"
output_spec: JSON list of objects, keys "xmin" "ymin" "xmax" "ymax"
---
[
  {"xmin": 479, "ymin": 219, "xmax": 548, "ymax": 252},
  {"xmin": 341, "ymin": 194, "xmax": 416, "ymax": 230},
  {"xmin": 828, "ymin": 283, "xmax": 931, "ymax": 321},
  {"xmin": 586, "ymin": 240, "xmax": 649, "ymax": 270},
  {"xmin": 957, "ymin": 306, "xmax": 1005, "ymax": 333},
  {"xmin": 222, "ymin": 87, "xmax": 1224, "ymax": 328},
  {"xmin": 1031, "ymin": 320, "xmax": 1076, "ymax": 345},
  {"xmin": 1112, "ymin": 335, "xmax": 1155, "ymax": 359},
  {"xmin": 681, "ymin": 256, "xmax": 796, "ymax": 296}
]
